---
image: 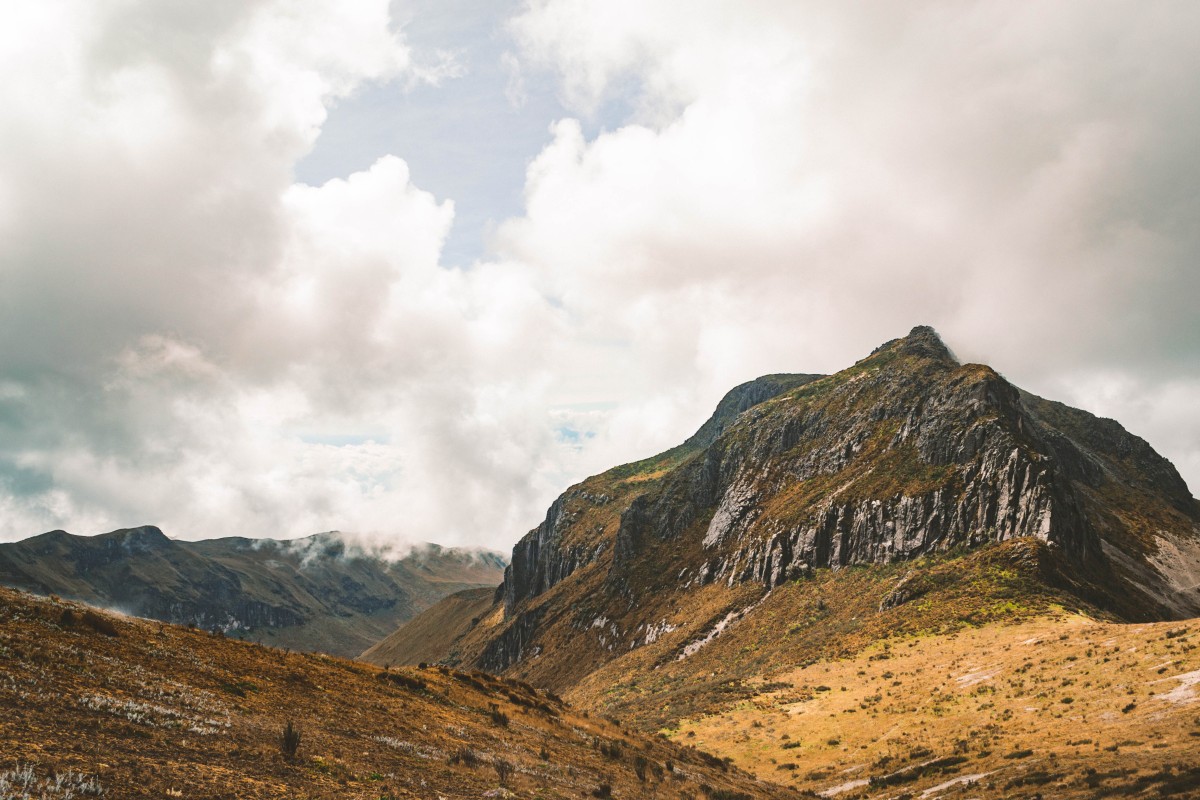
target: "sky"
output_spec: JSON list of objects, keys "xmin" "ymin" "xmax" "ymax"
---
[{"xmin": 0, "ymin": 1, "xmax": 1197, "ymax": 547}]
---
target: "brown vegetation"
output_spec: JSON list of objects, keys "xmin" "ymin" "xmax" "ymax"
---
[{"xmin": 0, "ymin": 586, "xmax": 795, "ymax": 799}]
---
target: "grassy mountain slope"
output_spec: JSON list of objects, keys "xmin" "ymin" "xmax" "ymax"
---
[
  {"xmin": 361, "ymin": 586, "xmax": 497, "ymax": 667},
  {"xmin": 0, "ymin": 527, "xmax": 505, "ymax": 657},
  {"xmin": 674, "ymin": 612, "xmax": 1200, "ymax": 799},
  {"xmin": 0, "ymin": 585, "xmax": 796, "ymax": 799}
]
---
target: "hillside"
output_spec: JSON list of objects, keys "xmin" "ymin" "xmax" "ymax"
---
[
  {"xmin": 672, "ymin": 609, "xmax": 1200, "ymax": 798},
  {"xmin": 0, "ymin": 585, "xmax": 794, "ymax": 799},
  {"xmin": 362, "ymin": 586, "xmax": 498, "ymax": 667},
  {"xmin": 364, "ymin": 326, "xmax": 1200, "ymax": 711},
  {"xmin": 0, "ymin": 528, "xmax": 505, "ymax": 657}
]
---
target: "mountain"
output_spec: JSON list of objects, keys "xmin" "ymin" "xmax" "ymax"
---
[
  {"xmin": 361, "ymin": 586, "xmax": 497, "ymax": 668},
  {"xmin": 0, "ymin": 586, "xmax": 792, "ymax": 799},
  {"xmin": 365, "ymin": 325, "xmax": 1200, "ymax": 694},
  {"xmin": 0, "ymin": 527, "xmax": 506, "ymax": 657}
]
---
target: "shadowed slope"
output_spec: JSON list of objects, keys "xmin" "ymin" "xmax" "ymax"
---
[{"xmin": 0, "ymin": 528, "xmax": 506, "ymax": 657}]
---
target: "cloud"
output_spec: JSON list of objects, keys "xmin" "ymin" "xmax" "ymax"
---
[
  {"xmin": 0, "ymin": 1, "xmax": 1197, "ymax": 547},
  {"xmin": 0, "ymin": 1, "xmax": 568, "ymax": 544},
  {"xmin": 500, "ymin": 0, "xmax": 1200, "ymax": 488}
]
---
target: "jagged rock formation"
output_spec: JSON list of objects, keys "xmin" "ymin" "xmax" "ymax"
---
[
  {"xmin": 369, "ymin": 327, "xmax": 1200, "ymax": 687},
  {"xmin": 500, "ymin": 372, "xmax": 823, "ymax": 616},
  {"xmin": 0, "ymin": 527, "xmax": 506, "ymax": 657}
]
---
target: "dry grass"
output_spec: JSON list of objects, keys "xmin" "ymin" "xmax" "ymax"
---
[
  {"xmin": 673, "ymin": 613, "xmax": 1200, "ymax": 799},
  {"xmin": 565, "ymin": 540, "xmax": 1076, "ymax": 731},
  {"xmin": 0, "ymin": 586, "xmax": 797, "ymax": 799}
]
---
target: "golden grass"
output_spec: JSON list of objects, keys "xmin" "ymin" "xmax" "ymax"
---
[
  {"xmin": 0, "ymin": 586, "xmax": 797, "ymax": 799},
  {"xmin": 674, "ymin": 613, "xmax": 1200, "ymax": 798}
]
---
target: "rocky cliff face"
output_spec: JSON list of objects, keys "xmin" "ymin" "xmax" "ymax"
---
[
  {"xmin": 501, "ymin": 372, "xmax": 823, "ymax": 616},
  {"xmin": 381, "ymin": 327, "xmax": 1200, "ymax": 682},
  {"xmin": 608, "ymin": 328, "xmax": 1099, "ymax": 596}
]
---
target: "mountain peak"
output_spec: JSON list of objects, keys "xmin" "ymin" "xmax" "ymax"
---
[
  {"xmin": 101, "ymin": 525, "xmax": 171, "ymax": 550},
  {"xmin": 869, "ymin": 324, "xmax": 958, "ymax": 365}
]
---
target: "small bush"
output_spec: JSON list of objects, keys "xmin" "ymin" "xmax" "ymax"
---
[
  {"xmin": 281, "ymin": 720, "xmax": 301, "ymax": 760},
  {"xmin": 449, "ymin": 747, "xmax": 479, "ymax": 768},
  {"xmin": 60, "ymin": 608, "xmax": 77, "ymax": 627},
  {"xmin": 378, "ymin": 671, "xmax": 426, "ymax": 692},
  {"xmin": 488, "ymin": 703, "xmax": 509, "ymax": 727},
  {"xmin": 705, "ymin": 790, "xmax": 752, "ymax": 800},
  {"xmin": 81, "ymin": 610, "xmax": 119, "ymax": 637},
  {"xmin": 592, "ymin": 783, "xmax": 612, "ymax": 798},
  {"xmin": 595, "ymin": 737, "xmax": 623, "ymax": 760},
  {"xmin": 493, "ymin": 758, "xmax": 513, "ymax": 786}
]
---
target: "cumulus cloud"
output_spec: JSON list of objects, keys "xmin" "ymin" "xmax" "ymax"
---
[
  {"xmin": 0, "ymin": 1, "xmax": 567, "ymax": 544},
  {"xmin": 501, "ymin": 0, "xmax": 1200, "ymax": 488},
  {"xmin": 0, "ymin": 1, "xmax": 1197, "ymax": 546}
]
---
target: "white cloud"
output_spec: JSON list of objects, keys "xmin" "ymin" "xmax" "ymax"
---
[
  {"xmin": 500, "ymin": 0, "xmax": 1200, "ymax": 490},
  {"xmin": 0, "ymin": 0, "xmax": 568, "ymax": 544},
  {"xmin": 0, "ymin": 0, "xmax": 1197, "ymax": 547}
]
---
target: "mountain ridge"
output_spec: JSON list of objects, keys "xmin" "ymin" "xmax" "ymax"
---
[{"xmin": 0, "ymin": 526, "xmax": 506, "ymax": 657}]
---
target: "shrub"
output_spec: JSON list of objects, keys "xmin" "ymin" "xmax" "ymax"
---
[
  {"xmin": 449, "ymin": 747, "xmax": 479, "ymax": 768},
  {"xmin": 493, "ymin": 758, "xmax": 513, "ymax": 786},
  {"xmin": 592, "ymin": 783, "xmax": 612, "ymax": 798},
  {"xmin": 595, "ymin": 737, "xmax": 623, "ymax": 760},
  {"xmin": 281, "ymin": 720, "xmax": 301, "ymax": 760},
  {"xmin": 60, "ymin": 608, "xmax": 77, "ymax": 627},
  {"xmin": 488, "ymin": 703, "xmax": 509, "ymax": 727},
  {"xmin": 378, "ymin": 671, "xmax": 426, "ymax": 692},
  {"xmin": 81, "ymin": 610, "xmax": 118, "ymax": 637}
]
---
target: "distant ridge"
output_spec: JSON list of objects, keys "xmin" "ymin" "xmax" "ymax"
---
[{"xmin": 0, "ymin": 527, "xmax": 506, "ymax": 657}]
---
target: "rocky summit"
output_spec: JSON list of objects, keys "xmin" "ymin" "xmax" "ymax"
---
[{"xmin": 369, "ymin": 326, "xmax": 1200, "ymax": 690}]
